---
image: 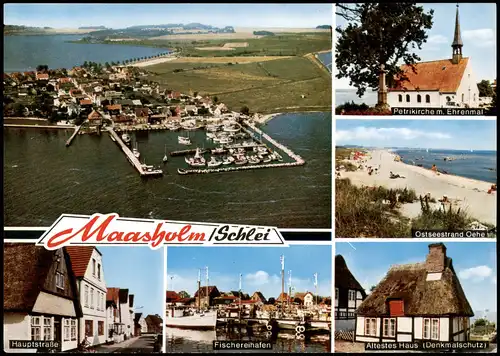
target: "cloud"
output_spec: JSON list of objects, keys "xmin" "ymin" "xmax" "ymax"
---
[
  {"xmin": 458, "ymin": 265, "xmax": 493, "ymax": 282},
  {"xmin": 463, "ymin": 29, "xmax": 496, "ymax": 48},
  {"xmin": 336, "ymin": 127, "xmax": 451, "ymax": 142},
  {"xmin": 427, "ymin": 34, "xmax": 448, "ymax": 45},
  {"xmin": 245, "ymin": 271, "xmax": 280, "ymax": 285}
]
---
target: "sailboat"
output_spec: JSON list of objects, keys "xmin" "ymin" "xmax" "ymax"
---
[
  {"xmin": 162, "ymin": 145, "xmax": 168, "ymax": 163},
  {"xmin": 178, "ymin": 131, "xmax": 191, "ymax": 145},
  {"xmin": 133, "ymin": 142, "xmax": 140, "ymax": 159}
]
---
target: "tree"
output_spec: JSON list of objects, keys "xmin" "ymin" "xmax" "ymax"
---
[
  {"xmin": 336, "ymin": 3, "xmax": 434, "ymax": 106},
  {"xmin": 369, "ymin": 285, "xmax": 376, "ymax": 292},
  {"xmin": 267, "ymin": 297, "xmax": 276, "ymax": 305},
  {"xmin": 240, "ymin": 105, "xmax": 250, "ymax": 115},
  {"xmin": 473, "ymin": 318, "xmax": 488, "ymax": 327},
  {"xmin": 36, "ymin": 64, "xmax": 49, "ymax": 72},
  {"xmin": 178, "ymin": 291, "xmax": 190, "ymax": 299},
  {"xmin": 477, "ymin": 80, "xmax": 494, "ymax": 97},
  {"xmin": 213, "ymin": 96, "xmax": 219, "ymax": 104}
]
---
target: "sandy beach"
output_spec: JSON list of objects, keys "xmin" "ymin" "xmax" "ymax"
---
[
  {"xmin": 130, "ymin": 56, "xmax": 177, "ymax": 67},
  {"xmin": 340, "ymin": 149, "xmax": 497, "ymax": 225}
]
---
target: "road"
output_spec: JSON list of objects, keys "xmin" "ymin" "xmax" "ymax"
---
[{"xmin": 112, "ymin": 335, "xmax": 158, "ymax": 353}]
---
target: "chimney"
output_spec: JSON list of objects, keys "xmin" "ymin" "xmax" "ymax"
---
[{"xmin": 425, "ymin": 243, "xmax": 447, "ymax": 272}]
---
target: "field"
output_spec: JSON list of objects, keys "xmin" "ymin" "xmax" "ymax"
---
[{"xmin": 148, "ymin": 55, "xmax": 331, "ymax": 114}]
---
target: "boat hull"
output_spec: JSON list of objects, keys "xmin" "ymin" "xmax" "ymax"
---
[{"xmin": 165, "ymin": 312, "xmax": 217, "ymax": 330}]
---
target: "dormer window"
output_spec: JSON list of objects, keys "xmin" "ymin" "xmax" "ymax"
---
[
  {"xmin": 97, "ymin": 264, "xmax": 101, "ymax": 280},
  {"xmin": 348, "ymin": 290, "xmax": 356, "ymax": 301},
  {"xmin": 92, "ymin": 258, "xmax": 96, "ymax": 276},
  {"xmin": 56, "ymin": 272, "xmax": 64, "ymax": 290}
]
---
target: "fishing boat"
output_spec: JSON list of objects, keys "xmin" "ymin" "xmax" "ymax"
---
[
  {"xmin": 207, "ymin": 156, "xmax": 222, "ymax": 168},
  {"xmin": 205, "ymin": 124, "xmax": 219, "ymax": 132},
  {"xmin": 162, "ymin": 145, "xmax": 168, "ymax": 163},
  {"xmin": 248, "ymin": 156, "xmax": 260, "ymax": 164},
  {"xmin": 235, "ymin": 157, "xmax": 247, "ymax": 165},
  {"xmin": 178, "ymin": 134, "xmax": 191, "ymax": 145},
  {"xmin": 211, "ymin": 146, "xmax": 226, "ymax": 154},
  {"xmin": 166, "ymin": 122, "xmax": 180, "ymax": 131},
  {"xmin": 165, "ymin": 307, "xmax": 217, "ymax": 330},
  {"xmin": 185, "ymin": 148, "xmax": 206, "ymax": 167},
  {"xmin": 121, "ymin": 132, "xmax": 131, "ymax": 145},
  {"xmin": 133, "ymin": 142, "xmax": 140, "ymax": 159},
  {"xmin": 222, "ymin": 156, "xmax": 235, "ymax": 165},
  {"xmin": 178, "ymin": 168, "xmax": 189, "ymax": 175}
]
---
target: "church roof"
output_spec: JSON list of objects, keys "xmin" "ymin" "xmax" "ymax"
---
[{"xmin": 389, "ymin": 58, "xmax": 469, "ymax": 93}]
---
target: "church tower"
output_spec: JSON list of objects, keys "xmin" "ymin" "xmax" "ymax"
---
[{"xmin": 451, "ymin": 4, "xmax": 463, "ymax": 64}]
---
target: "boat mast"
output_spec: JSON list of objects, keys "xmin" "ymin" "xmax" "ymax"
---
[
  {"xmin": 280, "ymin": 255, "xmax": 285, "ymax": 315},
  {"xmin": 288, "ymin": 270, "xmax": 292, "ymax": 312},
  {"xmin": 314, "ymin": 273, "xmax": 318, "ymax": 307},
  {"xmin": 239, "ymin": 273, "xmax": 242, "ymax": 319},
  {"xmin": 197, "ymin": 269, "xmax": 201, "ymax": 312},
  {"xmin": 205, "ymin": 266, "xmax": 209, "ymax": 309}
]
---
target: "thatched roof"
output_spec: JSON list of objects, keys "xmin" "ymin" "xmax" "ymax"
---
[
  {"xmin": 4, "ymin": 244, "xmax": 81, "ymax": 316},
  {"xmin": 335, "ymin": 255, "xmax": 366, "ymax": 296},
  {"xmin": 357, "ymin": 248, "xmax": 474, "ymax": 317}
]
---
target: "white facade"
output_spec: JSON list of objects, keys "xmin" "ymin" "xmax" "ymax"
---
[
  {"xmin": 77, "ymin": 249, "xmax": 107, "ymax": 346},
  {"xmin": 119, "ymin": 296, "xmax": 132, "ymax": 338},
  {"xmin": 387, "ymin": 59, "xmax": 480, "ymax": 109},
  {"xmin": 304, "ymin": 293, "xmax": 314, "ymax": 308},
  {"xmin": 355, "ymin": 315, "xmax": 470, "ymax": 342},
  {"xmin": 138, "ymin": 315, "xmax": 148, "ymax": 334}
]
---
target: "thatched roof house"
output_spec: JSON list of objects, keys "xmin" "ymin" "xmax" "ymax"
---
[{"xmin": 355, "ymin": 243, "xmax": 474, "ymax": 343}]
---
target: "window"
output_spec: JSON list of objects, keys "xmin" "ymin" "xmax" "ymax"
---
[
  {"xmin": 406, "ymin": 94, "xmax": 410, "ymax": 103},
  {"xmin": 446, "ymin": 96, "xmax": 451, "ymax": 102},
  {"xmin": 335, "ymin": 288, "xmax": 338, "ymax": 300},
  {"xmin": 417, "ymin": 94, "xmax": 421, "ymax": 103},
  {"xmin": 383, "ymin": 318, "xmax": 396, "ymax": 337},
  {"xmin": 71, "ymin": 320, "xmax": 77, "ymax": 341},
  {"xmin": 398, "ymin": 94, "xmax": 402, "ymax": 102},
  {"xmin": 85, "ymin": 320, "xmax": 93, "ymax": 337},
  {"xmin": 91, "ymin": 288, "xmax": 94, "ymax": 309},
  {"xmin": 431, "ymin": 319, "xmax": 439, "ymax": 340},
  {"xmin": 425, "ymin": 94, "xmax": 430, "ymax": 103},
  {"xmin": 348, "ymin": 290, "xmax": 356, "ymax": 301},
  {"xmin": 64, "ymin": 319, "xmax": 70, "ymax": 341},
  {"xmin": 85, "ymin": 285, "xmax": 89, "ymax": 307},
  {"xmin": 31, "ymin": 316, "xmax": 41, "ymax": 341},
  {"xmin": 43, "ymin": 317, "xmax": 52, "ymax": 341},
  {"xmin": 461, "ymin": 93, "xmax": 464, "ymax": 102},
  {"xmin": 97, "ymin": 264, "xmax": 101, "ymax": 280},
  {"xmin": 365, "ymin": 318, "xmax": 377, "ymax": 336},
  {"xmin": 56, "ymin": 272, "xmax": 64, "ymax": 290},
  {"xmin": 98, "ymin": 321, "xmax": 104, "ymax": 336},
  {"xmin": 473, "ymin": 93, "xmax": 476, "ymax": 102},
  {"xmin": 92, "ymin": 258, "xmax": 96, "ymax": 276}
]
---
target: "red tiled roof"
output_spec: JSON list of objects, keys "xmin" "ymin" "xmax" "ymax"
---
[
  {"xmin": 66, "ymin": 246, "xmax": 95, "ymax": 278},
  {"xmin": 107, "ymin": 287, "xmax": 120, "ymax": 303},
  {"xmin": 88, "ymin": 110, "xmax": 103, "ymax": 120},
  {"xmin": 36, "ymin": 73, "xmax": 49, "ymax": 80},
  {"xmin": 389, "ymin": 58, "xmax": 469, "ymax": 93},
  {"xmin": 277, "ymin": 293, "xmax": 290, "ymax": 302},
  {"xmin": 80, "ymin": 99, "xmax": 92, "ymax": 105},
  {"xmin": 106, "ymin": 104, "xmax": 122, "ymax": 111},
  {"xmin": 166, "ymin": 291, "xmax": 180, "ymax": 302},
  {"xmin": 59, "ymin": 77, "xmax": 72, "ymax": 83}
]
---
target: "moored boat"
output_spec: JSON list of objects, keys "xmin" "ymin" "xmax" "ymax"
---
[
  {"xmin": 207, "ymin": 156, "xmax": 222, "ymax": 168},
  {"xmin": 166, "ymin": 307, "xmax": 217, "ymax": 330},
  {"xmin": 178, "ymin": 136, "xmax": 191, "ymax": 145}
]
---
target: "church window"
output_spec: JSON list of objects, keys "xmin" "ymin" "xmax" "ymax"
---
[
  {"xmin": 425, "ymin": 95, "xmax": 430, "ymax": 103},
  {"xmin": 417, "ymin": 95, "xmax": 421, "ymax": 103},
  {"xmin": 462, "ymin": 93, "xmax": 464, "ymax": 102},
  {"xmin": 406, "ymin": 94, "xmax": 410, "ymax": 103},
  {"xmin": 398, "ymin": 94, "xmax": 402, "ymax": 103}
]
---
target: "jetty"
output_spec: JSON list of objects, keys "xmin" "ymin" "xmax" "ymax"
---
[
  {"xmin": 170, "ymin": 148, "xmax": 209, "ymax": 156},
  {"xmin": 178, "ymin": 161, "xmax": 305, "ymax": 175},
  {"xmin": 105, "ymin": 127, "xmax": 163, "ymax": 177},
  {"xmin": 65, "ymin": 125, "xmax": 82, "ymax": 147}
]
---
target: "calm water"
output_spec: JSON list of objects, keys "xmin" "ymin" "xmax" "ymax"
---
[
  {"xmin": 335, "ymin": 89, "xmax": 377, "ymax": 107},
  {"xmin": 165, "ymin": 328, "xmax": 331, "ymax": 353},
  {"xmin": 4, "ymin": 112, "xmax": 331, "ymax": 227},
  {"xmin": 316, "ymin": 52, "xmax": 331, "ymax": 73},
  {"xmin": 394, "ymin": 149, "xmax": 497, "ymax": 183},
  {"xmin": 3, "ymin": 35, "xmax": 170, "ymax": 72}
]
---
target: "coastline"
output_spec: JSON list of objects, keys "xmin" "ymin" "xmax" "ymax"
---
[{"xmin": 339, "ymin": 149, "xmax": 497, "ymax": 225}]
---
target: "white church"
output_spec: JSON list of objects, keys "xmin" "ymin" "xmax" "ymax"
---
[{"xmin": 387, "ymin": 5, "xmax": 480, "ymax": 108}]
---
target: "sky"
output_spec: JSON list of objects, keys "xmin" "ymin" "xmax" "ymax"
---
[
  {"xmin": 336, "ymin": 119, "xmax": 497, "ymax": 151},
  {"xmin": 167, "ymin": 246, "xmax": 332, "ymax": 300},
  {"xmin": 336, "ymin": 242, "xmax": 497, "ymax": 318},
  {"xmin": 99, "ymin": 246, "xmax": 163, "ymax": 317},
  {"xmin": 3, "ymin": 3, "xmax": 332, "ymax": 29},
  {"xmin": 335, "ymin": 3, "xmax": 497, "ymax": 90}
]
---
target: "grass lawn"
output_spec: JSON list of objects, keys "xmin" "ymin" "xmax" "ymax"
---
[{"xmin": 148, "ymin": 56, "xmax": 331, "ymax": 114}]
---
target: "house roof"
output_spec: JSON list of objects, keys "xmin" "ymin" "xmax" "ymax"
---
[
  {"xmin": 166, "ymin": 290, "xmax": 180, "ymax": 302},
  {"xmin": 335, "ymin": 255, "xmax": 366, "ymax": 296},
  {"xmin": 294, "ymin": 292, "xmax": 307, "ymax": 301},
  {"xmin": 252, "ymin": 291, "xmax": 266, "ymax": 302},
  {"xmin": 88, "ymin": 110, "xmax": 103, "ymax": 121},
  {"xmin": 80, "ymin": 99, "xmax": 92, "ymax": 105},
  {"xmin": 276, "ymin": 293, "xmax": 290, "ymax": 302},
  {"xmin": 179, "ymin": 297, "xmax": 195, "ymax": 304},
  {"xmin": 357, "ymin": 247, "xmax": 474, "ymax": 317},
  {"xmin": 106, "ymin": 104, "xmax": 122, "ymax": 111},
  {"xmin": 194, "ymin": 286, "xmax": 219, "ymax": 298},
  {"xmin": 134, "ymin": 313, "xmax": 143, "ymax": 323},
  {"xmin": 66, "ymin": 246, "xmax": 95, "ymax": 278},
  {"xmin": 135, "ymin": 107, "xmax": 149, "ymax": 117},
  {"xmin": 145, "ymin": 314, "xmax": 163, "ymax": 327},
  {"xmin": 107, "ymin": 287, "xmax": 120, "ymax": 303},
  {"xmin": 119, "ymin": 289, "xmax": 129, "ymax": 303},
  {"xmin": 36, "ymin": 73, "xmax": 49, "ymax": 80},
  {"xmin": 4, "ymin": 244, "xmax": 80, "ymax": 314},
  {"xmin": 389, "ymin": 58, "xmax": 469, "ymax": 93}
]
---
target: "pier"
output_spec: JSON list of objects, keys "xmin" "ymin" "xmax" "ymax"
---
[
  {"xmin": 106, "ymin": 128, "xmax": 163, "ymax": 177},
  {"xmin": 65, "ymin": 125, "xmax": 82, "ymax": 147},
  {"xmin": 170, "ymin": 148, "xmax": 209, "ymax": 156},
  {"xmin": 178, "ymin": 161, "xmax": 305, "ymax": 175}
]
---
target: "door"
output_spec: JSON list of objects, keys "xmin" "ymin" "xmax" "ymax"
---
[{"xmin": 53, "ymin": 318, "xmax": 62, "ymax": 343}]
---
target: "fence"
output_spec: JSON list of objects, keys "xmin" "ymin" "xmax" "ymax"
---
[{"xmin": 335, "ymin": 330, "xmax": 354, "ymax": 341}]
